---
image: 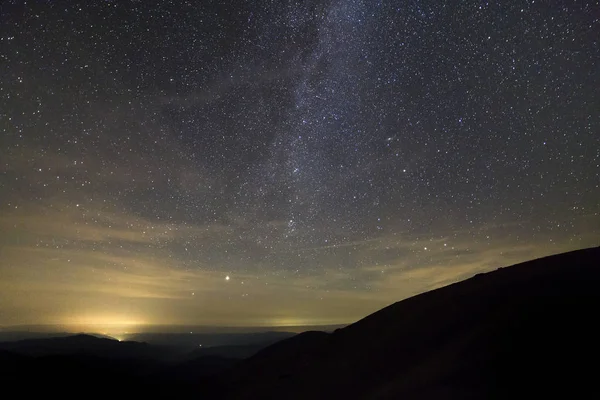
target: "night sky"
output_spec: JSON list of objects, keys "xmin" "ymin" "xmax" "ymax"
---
[{"xmin": 1, "ymin": 1, "xmax": 598, "ymax": 333}]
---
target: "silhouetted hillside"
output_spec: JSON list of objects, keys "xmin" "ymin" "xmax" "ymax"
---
[
  {"xmin": 0, "ymin": 333, "xmax": 170, "ymax": 360},
  {"xmin": 1, "ymin": 248, "xmax": 598, "ymax": 398},
  {"xmin": 157, "ymin": 355, "xmax": 240, "ymax": 382},
  {"xmin": 223, "ymin": 247, "xmax": 600, "ymax": 399},
  {"xmin": 0, "ymin": 331, "xmax": 76, "ymax": 342},
  {"xmin": 0, "ymin": 332, "xmax": 285, "ymax": 396},
  {"xmin": 0, "ymin": 336, "xmax": 227, "ymax": 396},
  {"xmin": 187, "ymin": 344, "xmax": 271, "ymax": 360},
  {"xmin": 126, "ymin": 331, "xmax": 296, "ymax": 348}
]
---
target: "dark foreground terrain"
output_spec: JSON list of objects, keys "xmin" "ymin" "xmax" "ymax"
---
[{"xmin": 1, "ymin": 247, "xmax": 599, "ymax": 399}]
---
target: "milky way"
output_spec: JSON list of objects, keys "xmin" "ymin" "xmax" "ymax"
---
[{"xmin": 1, "ymin": 1, "xmax": 598, "ymax": 331}]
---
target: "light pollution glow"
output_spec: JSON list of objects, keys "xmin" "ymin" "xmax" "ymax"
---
[
  {"xmin": 1, "ymin": 1, "xmax": 599, "ymax": 333},
  {"xmin": 1, "ymin": 204, "xmax": 597, "ymax": 331}
]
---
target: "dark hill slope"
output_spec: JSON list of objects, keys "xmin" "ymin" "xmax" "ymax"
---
[
  {"xmin": 0, "ymin": 333, "xmax": 167, "ymax": 360},
  {"xmin": 223, "ymin": 247, "xmax": 600, "ymax": 399}
]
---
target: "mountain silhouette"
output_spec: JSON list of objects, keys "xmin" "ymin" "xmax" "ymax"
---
[
  {"xmin": 222, "ymin": 246, "xmax": 600, "ymax": 399},
  {"xmin": 1, "ymin": 247, "xmax": 598, "ymax": 398},
  {"xmin": 0, "ymin": 334, "xmax": 222, "ymax": 396},
  {"xmin": 0, "ymin": 333, "xmax": 163, "ymax": 359}
]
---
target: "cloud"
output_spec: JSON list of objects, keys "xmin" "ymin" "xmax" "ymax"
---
[
  {"xmin": 0, "ymin": 197, "xmax": 598, "ymax": 329},
  {"xmin": 0, "ymin": 204, "xmax": 236, "ymax": 247}
]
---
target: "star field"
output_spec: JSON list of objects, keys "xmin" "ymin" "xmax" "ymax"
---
[{"xmin": 0, "ymin": 0, "xmax": 598, "ymax": 331}]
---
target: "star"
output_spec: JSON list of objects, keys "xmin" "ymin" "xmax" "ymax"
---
[{"xmin": 0, "ymin": 0, "xmax": 596, "ymax": 329}]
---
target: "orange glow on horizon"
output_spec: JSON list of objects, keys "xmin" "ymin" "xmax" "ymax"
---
[{"xmin": 58, "ymin": 314, "xmax": 147, "ymax": 335}]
